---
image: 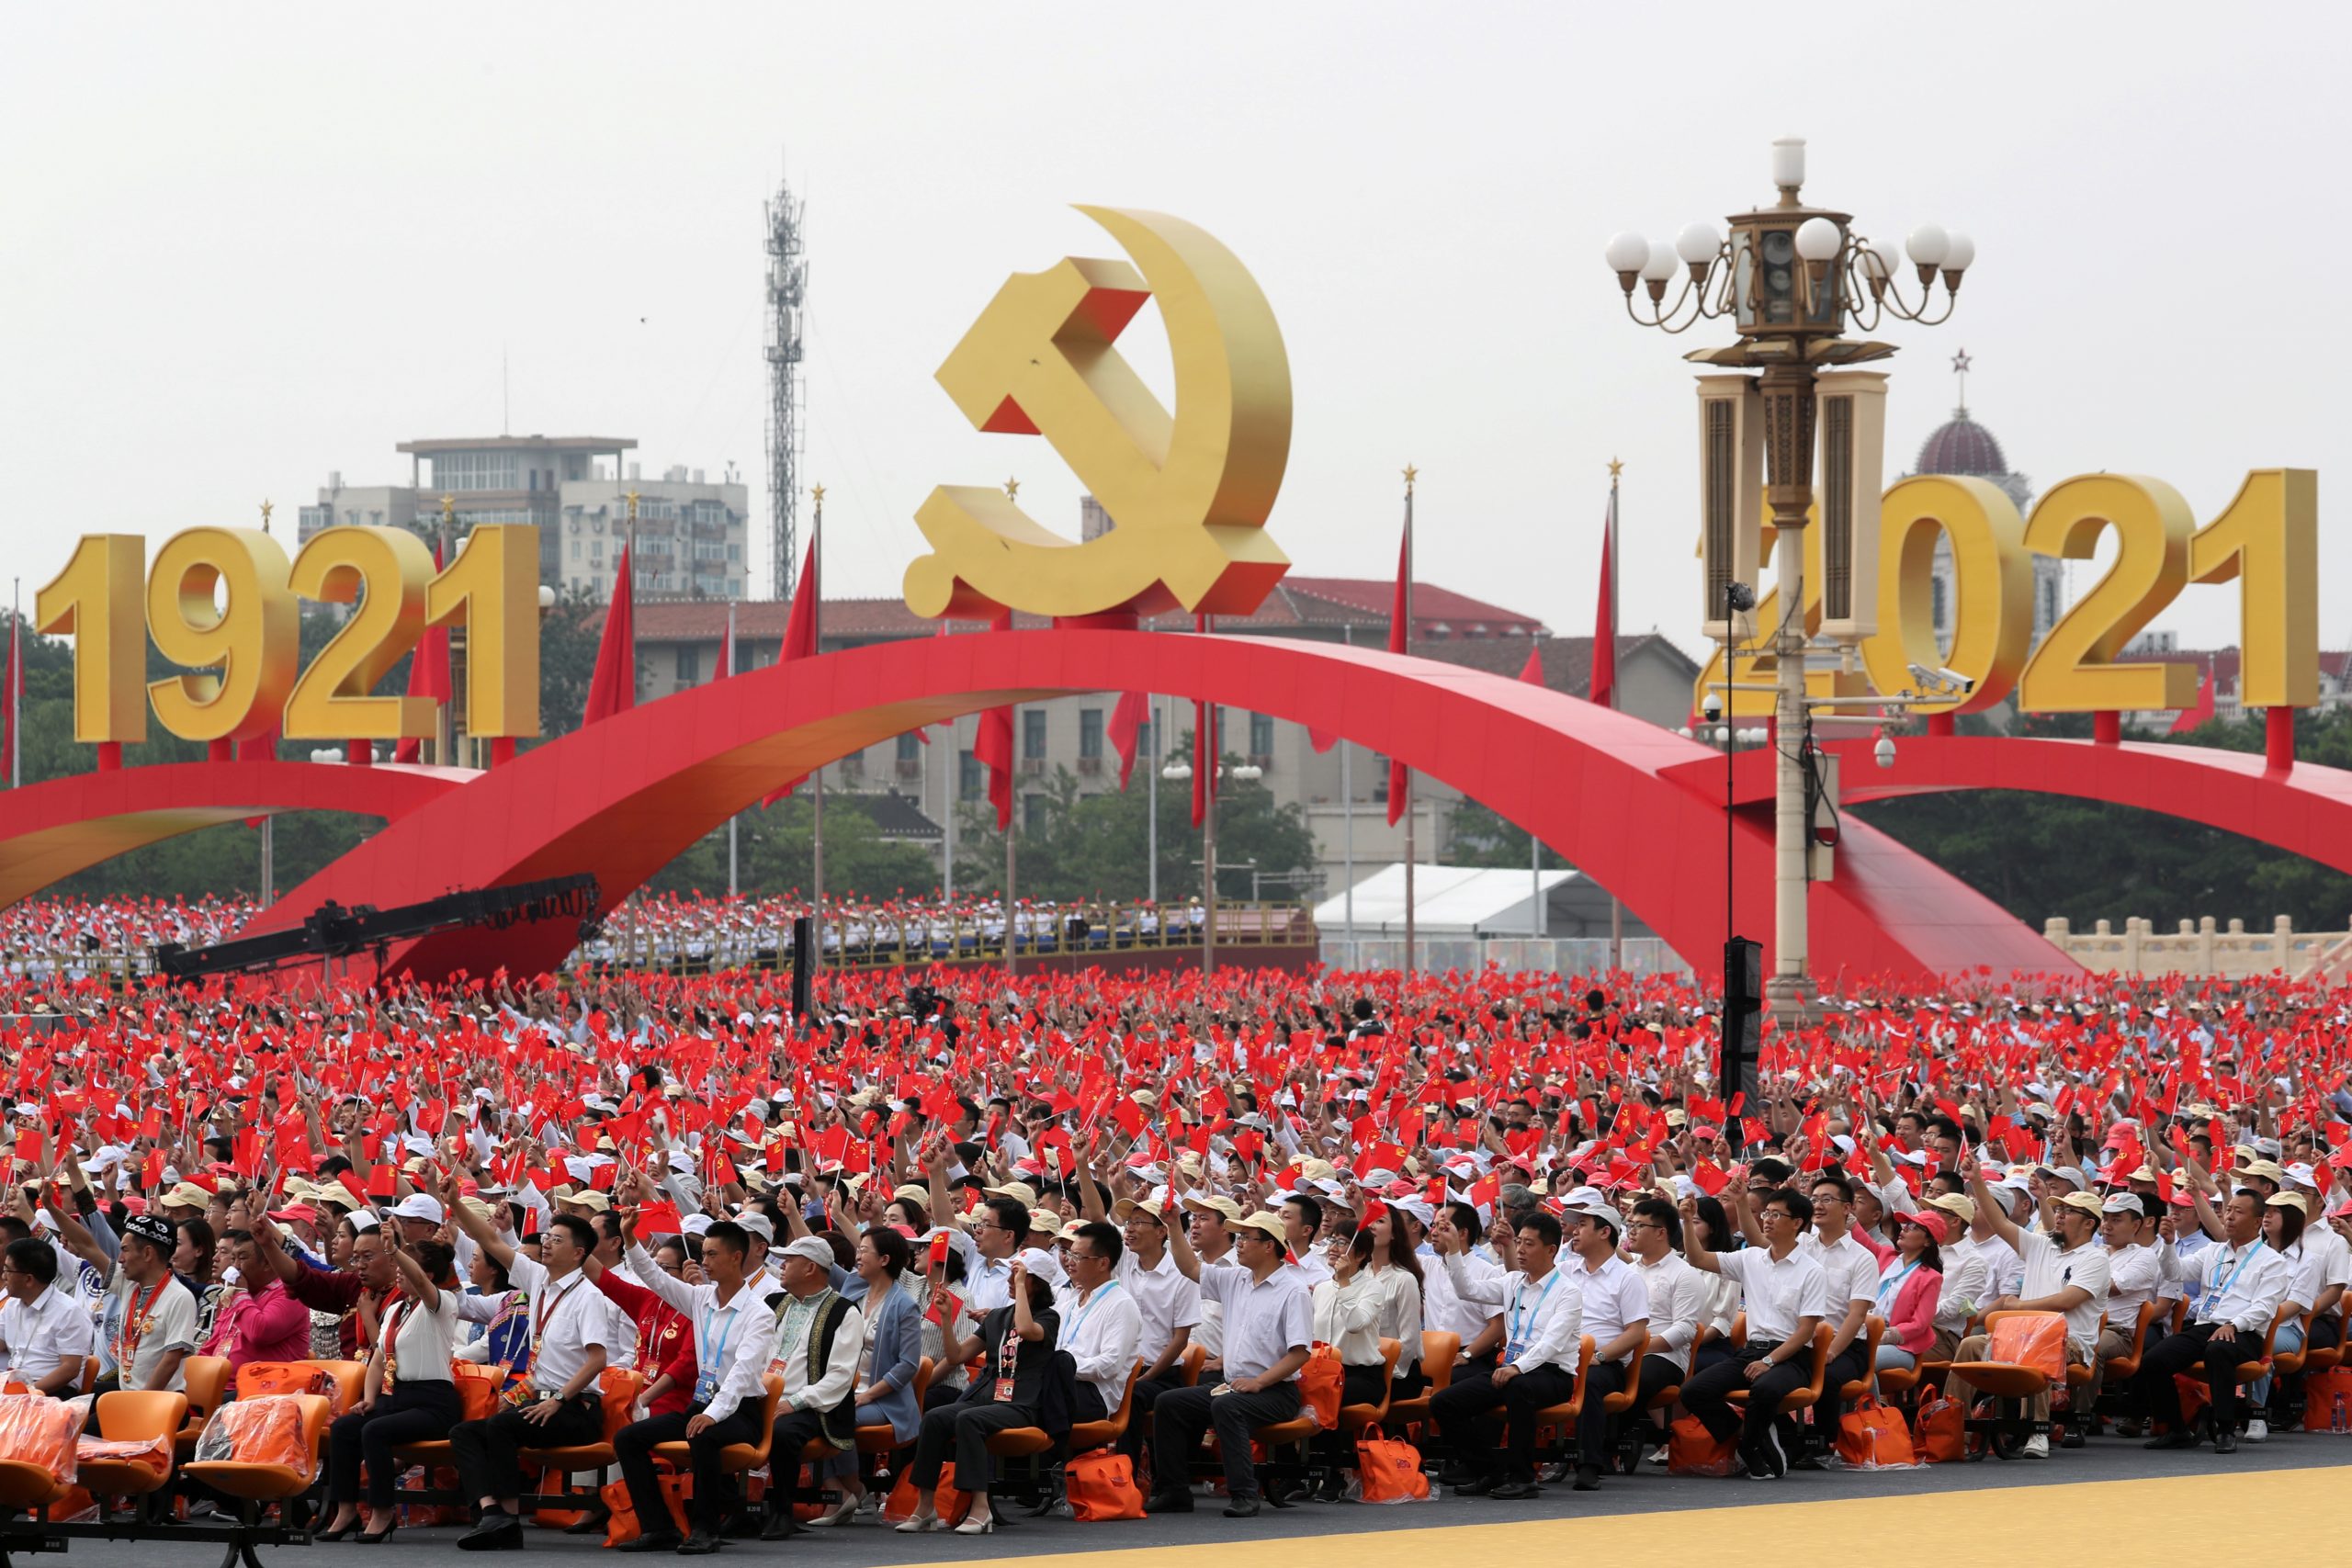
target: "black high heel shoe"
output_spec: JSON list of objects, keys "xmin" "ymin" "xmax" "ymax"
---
[
  {"xmin": 355, "ymin": 1519, "xmax": 399, "ymax": 1545},
  {"xmin": 316, "ymin": 1516, "xmax": 363, "ymax": 1543}
]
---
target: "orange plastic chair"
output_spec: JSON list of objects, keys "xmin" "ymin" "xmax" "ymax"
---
[
  {"xmin": 1724, "ymin": 1323, "xmax": 1834, "ymax": 1417},
  {"xmin": 518, "ymin": 1368, "xmax": 645, "ymax": 1512},
  {"xmin": 175, "ymin": 1355, "xmax": 233, "ymax": 1460},
  {"xmin": 1530, "ymin": 1335, "xmax": 1645, "ymax": 1455},
  {"xmin": 2094, "ymin": 1300, "xmax": 2166, "ymax": 1396},
  {"xmin": 1071, "ymin": 1361, "xmax": 1143, "ymax": 1452},
  {"xmin": 1178, "ymin": 1344, "xmax": 1208, "ymax": 1386},
  {"xmin": 1838, "ymin": 1317, "xmax": 1886, "ymax": 1406},
  {"xmin": 182, "ymin": 1391, "xmax": 334, "ymax": 1499},
  {"xmin": 650, "ymin": 1371, "xmax": 786, "ymax": 1493},
  {"xmin": 856, "ymin": 1358, "xmax": 933, "ymax": 1461},
  {"xmin": 1385, "ymin": 1330, "xmax": 1460, "ymax": 1431},
  {"xmin": 77, "ymin": 1390, "xmax": 187, "ymax": 1504},
  {"xmin": 2302, "ymin": 1302, "xmax": 2346, "ymax": 1377},
  {"xmin": 2269, "ymin": 1310, "xmax": 2319, "ymax": 1381},
  {"xmin": 1338, "ymin": 1339, "xmax": 1403, "ymax": 1440}
]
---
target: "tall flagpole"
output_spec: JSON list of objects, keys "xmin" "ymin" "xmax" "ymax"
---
[
  {"xmin": 1001, "ymin": 479, "xmax": 1017, "ymax": 977},
  {"xmin": 809, "ymin": 485, "xmax": 826, "ymax": 990},
  {"xmin": 1201, "ymin": 616, "xmax": 1216, "ymax": 978},
  {"xmin": 726, "ymin": 597, "xmax": 740, "ymax": 899},
  {"xmin": 257, "ymin": 505, "xmax": 275, "ymax": 904},
  {"xmin": 9, "ymin": 575, "xmax": 20, "ymax": 791},
  {"xmin": 1606, "ymin": 459, "xmax": 1624, "ymax": 972},
  {"xmin": 1401, "ymin": 468, "xmax": 1417, "ymax": 977},
  {"xmin": 1146, "ymin": 700, "xmax": 1159, "ymax": 907},
  {"xmin": 1341, "ymin": 625, "xmax": 1355, "ymax": 963},
  {"xmin": 943, "ymin": 713, "xmax": 956, "ymax": 901}
]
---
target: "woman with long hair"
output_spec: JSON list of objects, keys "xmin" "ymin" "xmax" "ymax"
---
[
  {"xmin": 318, "ymin": 1235, "xmax": 462, "ymax": 1542},
  {"xmin": 898, "ymin": 1251, "xmax": 1060, "ymax": 1537},
  {"xmin": 1309, "ymin": 1205, "xmax": 1426, "ymax": 1498}
]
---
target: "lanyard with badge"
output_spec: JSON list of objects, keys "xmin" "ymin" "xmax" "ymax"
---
[
  {"xmin": 2200, "ymin": 1241, "xmax": 2264, "ymax": 1319},
  {"xmin": 1505, "ymin": 1272, "xmax": 1559, "ymax": 1361},
  {"xmin": 694, "ymin": 1298, "xmax": 742, "ymax": 1404},
  {"xmin": 1875, "ymin": 1260, "xmax": 1919, "ymax": 1315},
  {"xmin": 1066, "ymin": 1281, "xmax": 1121, "ymax": 1344}
]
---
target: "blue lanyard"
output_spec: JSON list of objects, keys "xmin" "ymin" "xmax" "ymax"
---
[
  {"xmin": 698, "ymin": 1296, "xmax": 744, "ymax": 1388},
  {"xmin": 1507, "ymin": 1271, "xmax": 1559, "ymax": 1349},
  {"xmin": 1067, "ymin": 1281, "xmax": 1121, "ymax": 1340},
  {"xmin": 1876, "ymin": 1259, "xmax": 1919, "ymax": 1311},
  {"xmin": 2201, "ymin": 1242, "xmax": 2263, "ymax": 1314}
]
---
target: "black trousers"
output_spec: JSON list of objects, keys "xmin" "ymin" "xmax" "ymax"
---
[
  {"xmin": 1071, "ymin": 1381, "xmax": 1109, "ymax": 1426},
  {"xmin": 1121, "ymin": 1370, "xmax": 1185, "ymax": 1462},
  {"xmin": 1574, "ymin": 1360, "xmax": 1630, "ymax": 1468},
  {"xmin": 613, "ymin": 1403, "xmax": 763, "ymax": 1536},
  {"xmin": 1681, "ymin": 1342, "xmax": 1810, "ymax": 1450},
  {"xmin": 1819, "ymin": 1343, "xmax": 1869, "ymax": 1433},
  {"xmin": 329, "ymin": 1381, "xmax": 464, "ymax": 1512},
  {"xmin": 449, "ymin": 1393, "xmax": 605, "ymax": 1509},
  {"xmin": 2137, "ymin": 1323, "xmax": 2267, "ymax": 1434},
  {"xmin": 1639, "ymin": 1353, "xmax": 1687, "ymax": 1413},
  {"xmin": 1427, "ymin": 1362, "xmax": 1576, "ymax": 1483},
  {"xmin": 1151, "ymin": 1380, "xmax": 1303, "ymax": 1500},
  {"xmin": 910, "ymin": 1395, "xmax": 1045, "ymax": 1494},
  {"xmin": 766, "ymin": 1409, "xmax": 831, "ymax": 1506},
  {"xmin": 1310, "ymin": 1362, "xmax": 1392, "ymax": 1468}
]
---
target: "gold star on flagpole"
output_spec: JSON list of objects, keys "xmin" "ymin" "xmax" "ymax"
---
[
  {"xmin": 1608, "ymin": 457, "xmax": 1623, "ymax": 479},
  {"xmin": 810, "ymin": 483, "xmax": 825, "ymax": 507},
  {"xmin": 1002, "ymin": 477, "xmax": 1020, "ymax": 501},
  {"xmin": 1401, "ymin": 464, "xmax": 1418, "ymax": 494},
  {"xmin": 258, "ymin": 499, "xmax": 273, "ymax": 532}
]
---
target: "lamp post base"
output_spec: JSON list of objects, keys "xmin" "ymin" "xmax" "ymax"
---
[{"xmin": 1765, "ymin": 975, "xmax": 1814, "ymax": 1031}]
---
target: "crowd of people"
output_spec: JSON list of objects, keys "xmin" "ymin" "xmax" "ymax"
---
[
  {"xmin": 1, "ymin": 894, "xmax": 1220, "ymax": 983},
  {"xmin": 0, "ymin": 955, "xmax": 2346, "ymax": 1550}
]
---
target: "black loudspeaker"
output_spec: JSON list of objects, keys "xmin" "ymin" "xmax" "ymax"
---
[
  {"xmin": 1722, "ymin": 936, "xmax": 1762, "ymax": 1144},
  {"xmin": 790, "ymin": 916, "xmax": 813, "ymax": 1021}
]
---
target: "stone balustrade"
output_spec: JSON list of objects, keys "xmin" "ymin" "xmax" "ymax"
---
[{"xmin": 2041, "ymin": 915, "xmax": 2352, "ymax": 978}]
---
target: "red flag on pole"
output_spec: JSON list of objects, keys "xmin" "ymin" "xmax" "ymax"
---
[
  {"xmin": 1590, "ymin": 479, "xmax": 1618, "ymax": 709},
  {"xmin": 1519, "ymin": 642, "xmax": 1544, "ymax": 688},
  {"xmin": 975, "ymin": 608, "xmax": 1016, "ymax": 830},
  {"xmin": 761, "ymin": 533, "xmax": 821, "ymax": 807},
  {"xmin": 1386, "ymin": 528, "xmax": 1410, "ymax": 826},
  {"xmin": 1108, "ymin": 689, "xmax": 1148, "ymax": 791},
  {"xmin": 2168, "ymin": 659, "xmax": 2215, "ymax": 735},
  {"xmin": 394, "ymin": 542, "xmax": 451, "ymax": 763},
  {"xmin": 582, "ymin": 543, "xmax": 636, "ymax": 727}
]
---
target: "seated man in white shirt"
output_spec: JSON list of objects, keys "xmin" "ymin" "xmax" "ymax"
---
[
  {"xmin": 2138, "ymin": 1188, "xmax": 2293, "ymax": 1453},
  {"xmin": 2092, "ymin": 1192, "xmax": 2164, "ymax": 1427},
  {"xmin": 0, "ymin": 1237, "xmax": 97, "ymax": 1395},
  {"xmin": 1676, "ymin": 1187, "xmax": 1828, "ymax": 1480},
  {"xmin": 1428, "ymin": 1210, "xmax": 1581, "ymax": 1500},
  {"xmin": 1057, "ymin": 1222, "xmax": 1143, "ymax": 1427},
  {"xmin": 1946, "ymin": 1168, "xmax": 2111, "ymax": 1459}
]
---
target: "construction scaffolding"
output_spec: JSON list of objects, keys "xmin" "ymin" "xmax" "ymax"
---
[{"xmin": 764, "ymin": 173, "xmax": 808, "ymax": 600}]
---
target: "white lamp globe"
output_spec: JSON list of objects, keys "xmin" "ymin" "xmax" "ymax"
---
[
  {"xmin": 1941, "ymin": 230, "xmax": 1976, "ymax": 271},
  {"xmin": 1604, "ymin": 231, "xmax": 1651, "ymax": 273},
  {"xmin": 1905, "ymin": 224, "xmax": 1951, "ymax": 268},
  {"xmin": 1639, "ymin": 240, "xmax": 1679, "ymax": 282},
  {"xmin": 1675, "ymin": 221, "xmax": 1723, "ymax": 265},
  {"xmin": 1794, "ymin": 217, "xmax": 1843, "ymax": 263}
]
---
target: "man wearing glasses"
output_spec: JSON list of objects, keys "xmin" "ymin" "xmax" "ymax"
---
[
  {"xmin": 0, "ymin": 1237, "xmax": 96, "ymax": 1396},
  {"xmin": 1676, "ymin": 1189, "xmax": 1826, "ymax": 1479}
]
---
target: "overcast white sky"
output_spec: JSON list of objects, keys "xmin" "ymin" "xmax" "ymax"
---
[{"xmin": 6, "ymin": 3, "xmax": 2347, "ymax": 659}]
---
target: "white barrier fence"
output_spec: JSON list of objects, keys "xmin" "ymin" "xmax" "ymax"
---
[
  {"xmin": 1319, "ymin": 935, "xmax": 1690, "ymax": 978},
  {"xmin": 2042, "ymin": 915, "xmax": 2352, "ymax": 978}
]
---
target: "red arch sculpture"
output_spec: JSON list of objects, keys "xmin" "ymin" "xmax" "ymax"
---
[
  {"xmin": 223, "ymin": 631, "xmax": 2071, "ymax": 984},
  {"xmin": 0, "ymin": 761, "xmax": 469, "ymax": 911},
  {"xmin": 1675, "ymin": 734, "xmax": 2352, "ymax": 878}
]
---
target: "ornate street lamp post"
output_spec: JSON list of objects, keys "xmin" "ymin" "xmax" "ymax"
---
[{"xmin": 1607, "ymin": 137, "xmax": 1973, "ymax": 1022}]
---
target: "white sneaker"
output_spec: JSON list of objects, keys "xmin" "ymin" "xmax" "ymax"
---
[
  {"xmin": 2245, "ymin": 1418, "xmax": 2268, "ymax": 1444},
  {"xmin": 2022, "ymin": 1434, "xmax": 2049, "ymax": 1459}
]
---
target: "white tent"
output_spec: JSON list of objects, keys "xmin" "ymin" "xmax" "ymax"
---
[{"xmin": 1315, "ymin": 863, "xmax": 1577, "ymax": 937}]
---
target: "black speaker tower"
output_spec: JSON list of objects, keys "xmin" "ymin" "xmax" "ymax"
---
[
  {"xmin": 1722, "ymin": 935, "xmax": 1762, "ymax": 1147},
  {"xmin": 789, "ymin": 916, "xmax": 814, "ymax": 1022}
]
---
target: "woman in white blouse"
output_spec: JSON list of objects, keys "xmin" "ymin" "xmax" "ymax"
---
[
  {"xmin": 1308, "ymin": 1208, "xmax": 1425, "ymax": 1498},
  {"xmin": 319, "ymin": 1232, "xmax": 463, "ymax": 1541}
]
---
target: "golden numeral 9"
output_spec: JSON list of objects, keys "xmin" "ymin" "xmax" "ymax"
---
[{"xmin": 145, "ymin": 527, "xmax": 300, "ymax": 743}]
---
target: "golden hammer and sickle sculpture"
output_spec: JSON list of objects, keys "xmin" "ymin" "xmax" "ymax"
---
[{"xmin": 902, "ymin": 206, "xmax": 1293, "ymax": 621}]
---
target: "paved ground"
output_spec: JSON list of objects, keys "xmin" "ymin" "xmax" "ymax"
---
[{"xmin": 17, "ymin": 1438, "xmax": 2349, "ymax": 1568}]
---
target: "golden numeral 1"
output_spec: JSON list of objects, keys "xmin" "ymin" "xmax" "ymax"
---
[
  {"xmin": 2188, "ymin": 468, "xmax": 2317, "ymax": 710},
  {"xmin": 33, "ymin": 535, "xmax": 148, "ymax": 745},
  {"xmin": 144, "ymin": 527, "xmax": 299, "ymax": 743},
  {"xmin": 425, "ymin": 525, "xmax": 541, "ymax": 739}
]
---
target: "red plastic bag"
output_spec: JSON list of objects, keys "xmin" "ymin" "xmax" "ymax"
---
[
  {"xmin": 1835, "ymin": 1397, "xmax": 1917, "ymax": 1469},
  {"xmin": 2301, "ymin": 1367, "xmax": 2352, "ymax": 1433},
  {"xmin": 1298, "ymin": 1348, "xmax": 1344, "ymax": 1429},
  {"xmin": 1352, "ymin": 1424, "xmax": 1430, "ymax": 1502},
  {"xmin": 1986, "ymin": 1313, "xmax": 2066, "ymax": 1382},
  {"xmin": 0, "ymin": 1393, "xmax": 86, "ymax": 1484},
  {"xmin": 1667, "ymin": 1414, "xmax": 1738, "ymax": 1476},
  {"xmin": 1066, "ymin": 1448, "xmax": 1146, "ymax": 1519},
  {"xmin": 1912, "ymin": 1394, "xmax": 1964, "ymax": 1463}
]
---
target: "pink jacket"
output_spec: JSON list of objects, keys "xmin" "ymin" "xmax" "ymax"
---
[
  {"xmin": 204, "ymin": 1279, "xmax": 312, "ymax": 1370},
  {"xmin": 1854, "ymin": 1231, "xmax": 1942, "ymax": 1357}
]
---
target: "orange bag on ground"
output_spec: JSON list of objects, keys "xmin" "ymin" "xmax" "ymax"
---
[
  {"xmin": 1835, "ymin": 1397, "xmax": 1917, "ymax": 1469},
  {"xmin": 453, "ymin": 1363, "xmax": 503, "ymax": 1422},
  {"xmin": 1066, "ymin": 1448, "xmax": 1147, "ymax": 1519},
  {"xmin": 193, "ymin": 1395, "xmax": 314, "ymax": 1481},
  {"xmin": 1666, "ymin": 1414, "xmax": 1739, "ymax": 1476},
  {"xmin": 0, "ymin": 1394, "xmax": 86, "ymax": 1483},
  {"xmin": 1986, "ymin": 1313, "xmax": 2066, "ymax": 1382},
  {"xmin": 1351, "ymin": 1425, "xmax": 1430, "ymax": 1502},
  {"xmin": 1299, "ymin": 1348, "xmax": 1344, "ymax": 1430},
  {"xmin": 882, "ymin": 1461, "xmax": 971, "ymax": 1526},
  {"xmin": 1912, "ymin": 1394, "xmax": 1964, "ymax": 1462},
  {"xmin": 234, "ymin": 1362, "xmax": 330, "ymax": 1402},
  {"xmin": 2174, "ymin": 1373, "xmax": 2211, "ymax": 1429},
  {"xmin": 2301, "ymin": 1367, "xmax": 2352, "ymax": 1432}
]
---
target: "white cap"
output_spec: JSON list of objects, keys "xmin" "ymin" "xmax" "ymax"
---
[
  {"xmin": 391, "ymin": 1194, "xmax": 445, "ymax": 1224},
  {"xmin": 779, "ymin": 1235, "xmax": 835, "ymax": 1266}
]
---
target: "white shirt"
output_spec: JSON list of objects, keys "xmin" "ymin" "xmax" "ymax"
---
[
  {"xmin": 0, "ymin": 1285, "xmax": 96, "ymax": 1389},
  {"xmin": 1633, "ymin": 1249, "xmax": 1708, "ymax": 1357},
  {"xmin": 379, "ymin": 1290, "xmax": 461, "ymax": 1383},
  {"xmin": 1973, "ymin": 1231, "xmax": 2022, "ymax": 1303},
  {"xmin": 1797, "ymin": 1230, "xmax": 1882, "ymax": 1325},
  {"xmin": 2185, "ymin": 1237, "xmax": 2293, "ymax": 1333},
  {"xmin": 1446, "ymin": 1257, "xmax": 1580, "ymax": 1374},
  {"xmin": 768, "ymin": 1290, "xmax": 865, "ymax": 1412},
  {"xmin": 624, "ymin": 1242, "xmax": 781, "ymax": 1424},
  {"xmin": 1713, "ymin": 1246, "xmax": 1828, "ymax": 1345},
  {"xmin": 1114, "ymin": 1247, "xmax": 1202, "ymax": 1366},
  {"xmin": 505, "ymin": 1254, "xmax": 611, "ymax": 1398},
  {"xmin": 2103, "ymin": 1240, "xmax": 2164, "ymax": 1327},
  {"xmin": 1934, "ymin": 1237, "xmax": 1991, "ymax": 1333},
  {"xmin": 2013, "ymin": 1229, "xmax": 2111, "ymax": 1348},
  {"xmin": 1311, "ymin": 1265, "xmax": 1423, "ymax": 1370},
  {"xmin": 2301, "ymin": 1221, "xmax": 2352, "ymax": 1299},
  {"xmin": 1566, "ymin": 1254, "xmax": 1648, "ymax": 1366},
  {"xmin": 1419, "ymin": 1244, "xmax": 1502, "ymax": 1343},
  {"xmin": 1054, "ymin": 1280, "xmax": 1142, "ymax": 1414},
  {"xmin": 965, "ymin": 1254, "xmax": 1016, "ymax": 1314},
  {"xmin": 1193, "ymin": 1260, "xmax": 1313, "ymax": 1382}
]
